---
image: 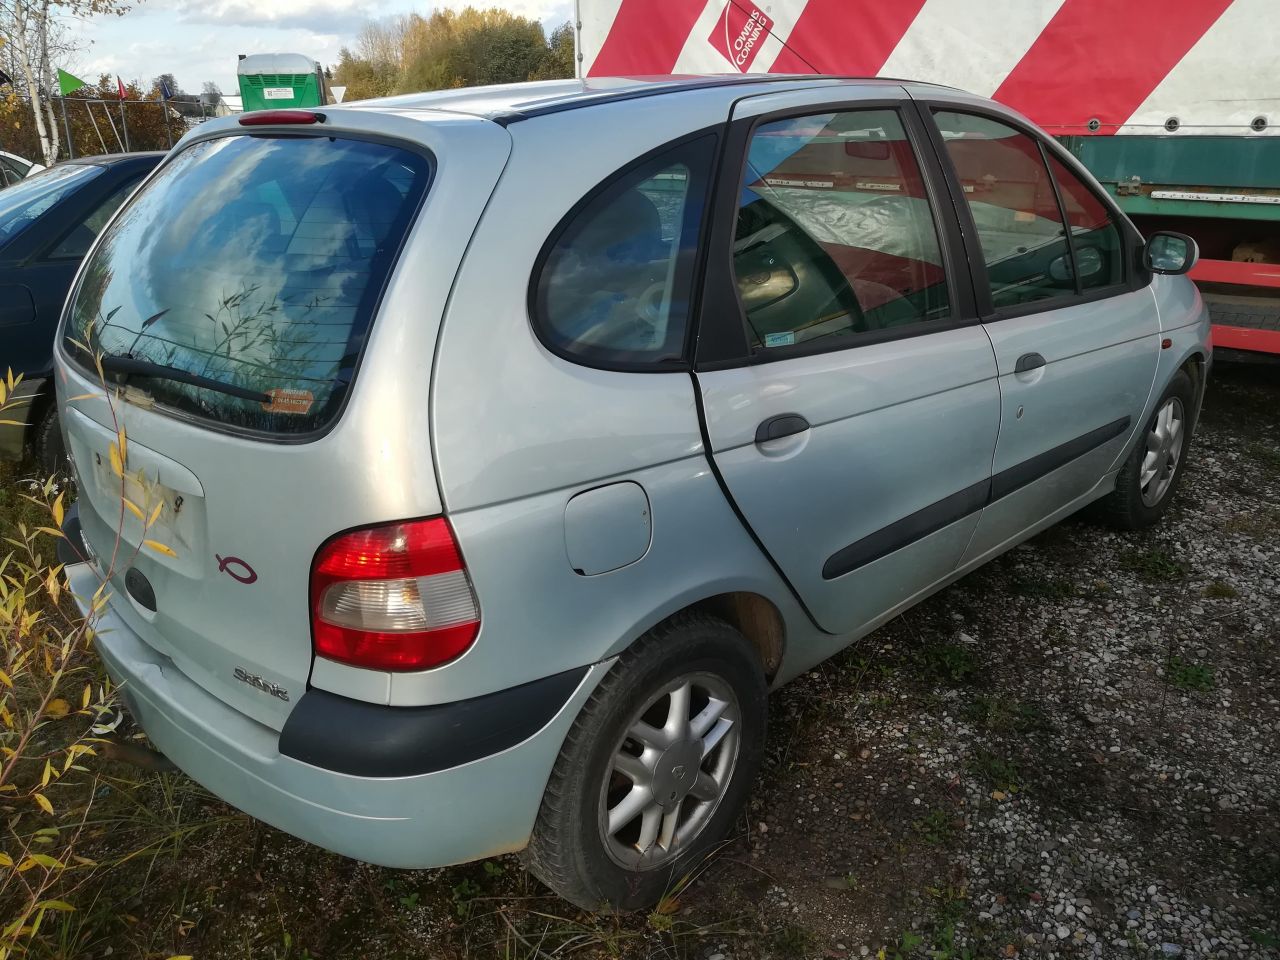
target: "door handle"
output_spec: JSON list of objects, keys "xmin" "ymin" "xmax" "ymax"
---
[
  {"xmin": 755, "ymin": 413, "xmax": 810, "ymax": 445},
  {"xmin": 1014, "ymin": 352, "xmax": 1046, "ymax": 374}
]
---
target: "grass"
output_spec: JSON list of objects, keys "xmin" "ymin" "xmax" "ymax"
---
[
  {"xmin": 770, "ymin": 923, "xmax": 811, "ymax": 958},
  {"xmin": 1224, "ymin": 509, "xmax": 1280, "ymax": 539},
  {"xmin": 912, "ymin": 808, "xmax": 959, "ymax": 846},
  {"xmin": 1007, "ymin": 574, "xmax": 1076, "ymax": 600},
  {"xmin": 1166, "ymin": 656, "xmax": 1215, "ymax": 692},
  {"xmin": 917, "ymin": 641, "xmax": 981, "ymax": 686},
  {"xmin": 1203, "ymin": 580, "xmax": 1240, "ymax": 599},
  {"xmin": 964, "ymin": 695, "xmax": 1049, "ymax": 736},
  {"xmin": 1119, "ymin": 547, "xmax": 1188, "ymax": 581},
  {"xmin": 1245, "ymin": 441, "xmax": 1280, "ymax": 473},
  {"xmin": 968, "ymin": 748, "xmax": 1022, "ymax": 794}
]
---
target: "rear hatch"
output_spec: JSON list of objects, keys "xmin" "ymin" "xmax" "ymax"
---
[{"xmin": 56, "ymin": 112, "xmax": 510, "ymax": 729}]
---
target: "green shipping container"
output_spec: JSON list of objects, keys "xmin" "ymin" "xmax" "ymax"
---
[{"xmin": 237, "ymin": 53, "xmax": 327, "ymax": 112}]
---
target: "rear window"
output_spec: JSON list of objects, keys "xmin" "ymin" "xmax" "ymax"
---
[
  {"xmin": 0, "ymin": 163, "xmax": 102, "ymax": 248},
  {"xmin": 63, "ymin": 134, "xmax": 431, "ymax": 436}
]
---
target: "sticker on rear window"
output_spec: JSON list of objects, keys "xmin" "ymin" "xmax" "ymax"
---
[
  {"xmin": 261, "ymin": 388, "xmax": 315, "ymax": 415},
  {"xmin": 764, "ymin": 332, "xmax": 795, "ymax": 348}
]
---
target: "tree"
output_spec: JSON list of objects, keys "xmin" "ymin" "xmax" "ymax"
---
[
  {"xmin": 0, "ymin": 0, "xmax": 132, "ymax": 164},
  {"xmin": 152, "ymin": 71, "xmax": 180, "ymax": 97},
  {"xmin": 332, "ymin": 7, "xmax": 578, "ymax": 101},
  {"xmin": 532, "ymin": 21, "xmax": 576, "ymax": 81}
]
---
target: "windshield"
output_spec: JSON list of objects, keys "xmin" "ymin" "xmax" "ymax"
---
[
  {"xmin": 0, "ymin": 163, "xmax": 101, "ymax": 247},
  {"xmin": 63, "ymin": 134, "xmax": 432, "ymax": 436}
]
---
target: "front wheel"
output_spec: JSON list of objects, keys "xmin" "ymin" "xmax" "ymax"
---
[
  {"xmin": 1098, "ymin": 369, "xmax": 1195, "ymax": 530},
  {"xmin": 523, "ymin": 613, "xmax": 767, "ymax": 912}
]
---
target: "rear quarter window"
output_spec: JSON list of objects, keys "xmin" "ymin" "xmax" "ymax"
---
[
  {"xmin": 63, "ymin": 134, "xmax": 431, "ymax": 436},
  {"xmin": 532, "ymin": 135, "xmax": 716, "ymax": 369}
]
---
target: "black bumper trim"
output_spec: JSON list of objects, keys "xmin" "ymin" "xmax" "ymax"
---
[
  {"xmin": 279, "ymin": 665, "xmax": 590, "ymax": 778},
  {"xmin": 57, "ymin": 503, "xmax": 89, "ymax": 568}
]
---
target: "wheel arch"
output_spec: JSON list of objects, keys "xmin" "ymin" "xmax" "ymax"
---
[
  {"xmin": 1180, "ymin": 350, "xmax": 1208, "ymax": 434},
  {"xmin": 668, "ymin": 591, "xmax": 787, "ymax": 684}
]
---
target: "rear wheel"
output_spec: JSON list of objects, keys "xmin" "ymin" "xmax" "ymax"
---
[
  {"xmin": 523, "ymin": 613, "xmax": 767, "ymax": 912},
  {"xmin": 1098, "ymin": 369, "xmax": 1194, "ymax": 529},
  {"xmin": 31, "ymin": 404, "xmax": 67, "ymax": 481}
]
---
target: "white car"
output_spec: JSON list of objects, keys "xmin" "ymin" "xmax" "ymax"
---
[{"xmin": 0, "ymin": 150, "xmax": 44, "ymax": 188}]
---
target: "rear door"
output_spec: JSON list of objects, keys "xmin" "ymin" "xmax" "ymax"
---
[
  {"xmin": 57, "ymin": 116, "xmax": 510, "ymax": 728},
  {"xmin": 920, "ymin": 104, "xmax": 1160, "ymax": 564},
  {"xmin": 695, "ymin": 86, "xmax": 1000, "ymax": 638}
]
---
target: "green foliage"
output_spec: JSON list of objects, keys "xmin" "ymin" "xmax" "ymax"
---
[
  {"xmin": 964, "ymin": 695, "xmax": 1048, "ymax": 735},
  {"xmin": 770, "ymin": 923, "xmax": 811, "ymax": 958},
  {"xmin": 333, "ymin": 7, "xmax": 576, "ymax": 102},
  {"xmin": 1119, "ymin": 547, "xmax": 1187, "ymax": 582},
  {"xmin": 1245, "ymin": 441, "xmax": 1280, "ymax": 473},
  {"xmin": 968, "ymin": 748, "xmax": 1022, "ymax": 793},
  {"xmin": 450, "ymin": 877, "xmax": 483, "ymax": 918},
  {"xmin": 917, "ymin": 642, "xmax": 980, "ymax": 686},
  {"xmin": 1202, "ymin": 580, "xmax": 1239, "ymax": 599},
  {"xmin": 1166, "ymin": 656, "xmax": 1215, "ymax": 692},
  {"xmin": 1008, "ymin": 574, "xmax": 1076, "ymax": 599},
  {"xmin": 912, "ymin": 808, "xmax": 958, "ymax": 846}
]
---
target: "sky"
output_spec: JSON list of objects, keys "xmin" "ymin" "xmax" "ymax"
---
[{"xmin": 65, "ymin": 0, "xmax": 575, "ymax": 96}]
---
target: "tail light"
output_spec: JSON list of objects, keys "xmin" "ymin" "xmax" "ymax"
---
[{"xmin": 310, "ymin": 518, "xmax": 479, "ymax": 671}]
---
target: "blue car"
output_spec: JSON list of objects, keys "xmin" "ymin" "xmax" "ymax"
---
[{"xmin": 0, "ymin": 152, "xmax": 162, "ymax": 471}]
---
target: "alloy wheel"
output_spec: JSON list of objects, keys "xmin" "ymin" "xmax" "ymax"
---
[
  {"xmin": 598, "ymin": 672, "xmax": 741, "ymax": 870},
  {"xmin": 1140, "ymin": 396, "xmax": 1186, "ymax": 507}
]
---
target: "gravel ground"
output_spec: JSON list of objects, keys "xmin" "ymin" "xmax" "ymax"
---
[
  {"xmin": 45, "ymin": 363, "xmax": 1279, "ymax": 959},
  {"xmin": 670, "ymin": 361, "xmax": 1279, "ymax": 960}
]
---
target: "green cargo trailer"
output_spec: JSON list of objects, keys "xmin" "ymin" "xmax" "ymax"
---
[{"xmin": 237, "ymin": 53, "xmax": 328, "ymax": 112}]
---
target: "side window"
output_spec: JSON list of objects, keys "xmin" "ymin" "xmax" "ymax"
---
[
  {"xmin": 933, "ymin": 111, "xmax": 1076, "ymax": 310},
  {"xmin": 1044, "ymin": 152, "xmax": 1124, "ymax": 290},
  {"xmin": 534, "ymin": 136, "xmax": 716, "ymax": 367},
  {"xmin": 734, "ymin": 109, "xmax": 950, "ymax": 351},
  {"xmin": 47, "ymin": 177, "xmax": 140, "ymax": 260}
]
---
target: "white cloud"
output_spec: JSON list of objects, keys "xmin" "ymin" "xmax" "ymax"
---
[
  {"xmin": 63, "ymin": 0, "xmax": 577, "ymax": 95},
  {"xmin": 435, "ymin": 0, "xmax": 574, "ymax": 24},
  {"xmin": 173, "ymin": 0, "xmax": 379, "ymax": 33}
]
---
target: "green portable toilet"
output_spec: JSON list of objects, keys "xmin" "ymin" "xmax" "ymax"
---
[{"xmin": 237, "ymin": 53, "xmax": 327, "ymax": 112}]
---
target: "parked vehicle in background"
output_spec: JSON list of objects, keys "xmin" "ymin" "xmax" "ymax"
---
[
  {"xmin": 1, "ymin": 152, "xmax": 163, "ymax": 472},
  {"xmin": 0, "ymin": 150, "xmax": 44, "ymax": 188},
  {"xmin": 55, "ymin": 77, "xmax": 1208, "ymax": 912},
  {"xmin": 237, "ymin": 53, "xmax": 329, "ymax": 111},
  {"xmin": 577, "ymin": 0, "xmax": 1279, "ymax": 357}
]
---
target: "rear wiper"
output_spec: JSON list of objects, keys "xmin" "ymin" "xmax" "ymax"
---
[{"xmin": 99, "ymin": 355, "xmax": 271, "ymax": 404}]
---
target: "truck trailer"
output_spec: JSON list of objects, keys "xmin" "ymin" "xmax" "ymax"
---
[{"xmin": 576, "ymin": 0, "xmax": 1280, "ymax": 356}]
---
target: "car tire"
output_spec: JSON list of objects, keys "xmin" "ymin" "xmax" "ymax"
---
[
  {"xmin": 523, "ymin": 612, "xmax": 767, "ymax": 912},
  {"xmin": 31, "ymin": 404, "xmax": 67, "ymax": 481},
  {"xmin": 1098, "ymin": 369, "xmax": 1195, "ymax": 530}
]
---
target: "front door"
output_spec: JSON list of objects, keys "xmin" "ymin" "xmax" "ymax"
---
[
  {"xmin": 695, "ymin": 87, "xmax": 1000, "ymax": 639},
  {"xmin": 921, "ymin": 105, "xmax": 1161, "ymax": 565}
]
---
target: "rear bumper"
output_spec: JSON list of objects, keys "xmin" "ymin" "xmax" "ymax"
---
[
  {"xmin": 0, "ymin": 376, "xmax": 45, "ymax": 461},
  {"xmin": 65, "ymin": 558, "xmax": 610, "ymax": 868}
]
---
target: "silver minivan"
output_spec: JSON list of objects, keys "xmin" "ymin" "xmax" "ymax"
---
[{"xmin": 55, "ymin": 76, "xmax": 1210, "ymax": 911}]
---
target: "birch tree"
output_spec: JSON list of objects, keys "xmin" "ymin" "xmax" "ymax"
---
[{"xmin": 0, "ymin": 0, "xmax": 132, "ymax": 164}]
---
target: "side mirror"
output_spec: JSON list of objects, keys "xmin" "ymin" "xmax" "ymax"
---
[
  {"xmin": 844, "ymin": 140, "xmax": 891, "ymax": 161},
  {"xmin": 1144, "ymin": 231, "xmax": 1198, "ymax": 275}
]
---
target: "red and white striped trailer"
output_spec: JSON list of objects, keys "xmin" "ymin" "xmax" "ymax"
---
[{"xmin": 576, "ymin": 0, "xmax": 1280, "ymax": 356}]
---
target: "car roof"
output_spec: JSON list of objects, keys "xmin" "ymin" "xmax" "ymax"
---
[
  {"xmin": 66, "ymin": 152, "xmax": 166, "ymax": 166},
  {"xmin": 341, "ymin": 75, "xmax": 949, "ymax": 125}
]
